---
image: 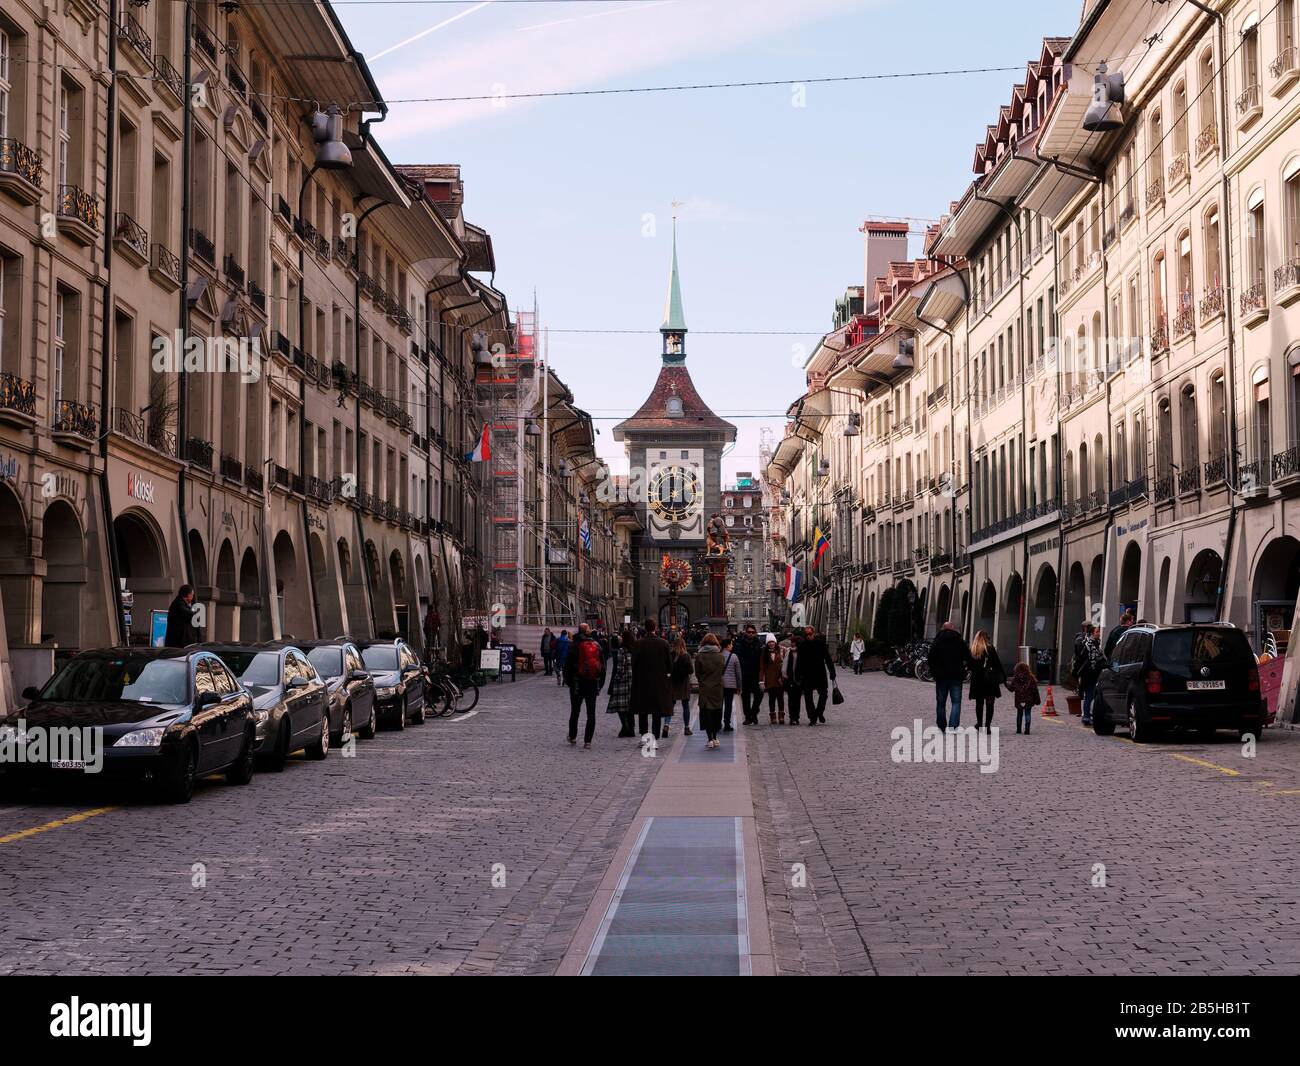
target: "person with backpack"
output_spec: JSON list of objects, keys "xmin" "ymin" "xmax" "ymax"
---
[
  {"xmin": 1072, "ymin": 622, "xmax": 1106, "ymax": 727},
  {"xmin": 719, "ymin": 636, "xmax": 742, "ymax": 731},
  {"xmin": 565, "ymin": 624, "xmax": 606, "ymax": 748},
  {"xmin": 1008, "ymin": 661, "xmax": 1041, "ymax": 735},
  {"xmin": 669, "ymin": 634, "xmax": 694, "ymax": 738},
  {"xmin": 968, "ymin": 629, "xmax": 1006, "ymax": 733}
]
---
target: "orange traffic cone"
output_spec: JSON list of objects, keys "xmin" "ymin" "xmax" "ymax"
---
[{"xmin": 1043, "ymin": 685, "xmax": 1059, "ymax": 716}]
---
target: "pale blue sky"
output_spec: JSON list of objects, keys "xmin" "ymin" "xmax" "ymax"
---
[{"xmin": 337, "ymin": 0, "xmax": 1083, "ymax": 478}]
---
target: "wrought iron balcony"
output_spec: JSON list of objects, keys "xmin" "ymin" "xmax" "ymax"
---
[
  {"xmin": 1178, "ymin": 466, "xmax": 1202, "ymax": 495},
  {"xmin": 52, "ymin": 400, "xmax": 97, "ymax": 440},
  {"xmin": 1195, "ymin": 122, "xmax": 1218, "ymax": 159},
  {"xmin": 1275, "ymin": 258, "xmax": 1300, "ymax": 297},
  {"xmin": 220, "ymin": 453, "xmax": 243, "ymax": 481},
  {"xmin": 1273, "ymin": 444, "xmax": 1300, "ymax": 482},
  {"xmin": 1236, "ymin": 82, "xmax": 1262, "ymax": 123},
  {"xmin": 1153, "ymin": 473, "xmax": 1175, "ymax": 503},
  {"xmin": 113, "ymin": 212, "xmax": 149, "ymax": 262},
  {"xmin": 1241, "ymin": 458, "xmax": 1269, "ymax": 492},
  {"xmin": 333, "ymin": 237, "xmax": 357, "ymax": 271},
  {"xmin": 58, "ymin": 184, "xmax": 102, "ymax": 238},
  {"xmin": 117, "ymin": 11, "xmax": 151, "ymax": 60},
  {"xmin": 273, "ymin": 464, "xmax": 290, "ymax": 490},
  {"xmin": 0, "ymin": 372, "xmax": 36, "ymax": 420},
  {"xmin": 251, "ymin": 100, "xmax": 268, "ymax": 130},
  {"xmin": 223, "ymin": 253, "xmax": 245, "ymax": 288},
  {"xmin": 1204, "ymin": 453, "xmax": 1230, "ymax": 486},
  {"xmin": 1271, "ymin": 45, "xmax": 1299, "ymax": 86},
  {"xmin": 1240, "ymin": 279, "xmax": 1267, "ymax": 320},
  {"xmin": 244, "ymin": 466, "xmax": 264, "ymax": 493},
  {"xmin": 1199, "ymin": 284, "xmax": 1224, "ymax": 322},
  {"xmin": 192, "ymin": 19, "xmax": 218, "ymax": 62},
  {"xmin": 1145, "ymin": 177, "xmax": 1165, "ymax": 212},
  {"xmin": 0, "ymin": 137, "xmax": 43, "ymax": 203},
  {"xmin": 184, "ymin": 437, "xmax": 214, "ymax": 469},
  {"xmin": 1119, "ymin": 201, "xmax": 1137, "ymax": 228},
  {"xmin": 1172, "ymin": 301, "xmax": 1195, "ymax": 342},
  {"xmin": 272, "ymin": 331, "xmax": 291, "ymax": 359},
  {"xmin": 152, "ymin": 54, "xmax": 183, "ymax": 101},
  {"xmin": 275, "ymin": 195, "xmax": 292, "ymax": 224},
  {"xmin": 148, "ymin": 420, "xmax": 177, "ymax": 457},
  {"xmin": 1150, "ymin": 317, "xmax": 1169, "ymax": 354},
  {"xmin": 291, "ymin": 473, "xmax": 304, "ymax": 496},
  {"xmin": 113, "ymin": 407, "xmax": 145, "ymax": 444},
  {"xmin": 225, "ymin": 62, "xmax": 247, "ymax": 98},
  {"xmin": 248, "ymin": 279, "xmax": 266, "ymax": 315},
  {"xmin": 1167, "ymin": 151, "xmax": 1189, "ymax": 188},
  {"xmin": 396, "ymin": 310, "xmax": 413, "ymax": 335},
  {"xmin": 190, "ymin": 227, "xmax": 215, "ymax": 265}
]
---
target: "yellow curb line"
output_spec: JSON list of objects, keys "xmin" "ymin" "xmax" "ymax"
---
[
  {"xmin": 0, "ymin": 806, "xmax": 118, "ymax": 845},
  {"xmin": 1169, "ymin": 754, "xmax": 1241, "ymax": 777},
  {"xmin": 1039, "ymin": 715, "xmax": 1064, "ymax": 725}
]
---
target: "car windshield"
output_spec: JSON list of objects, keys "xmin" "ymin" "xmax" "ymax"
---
[
  {"xmin": 40, "ymin": 656, "xmax": 189, "ymax": 704},
  {"xmin": 216, "ymin": 651, "xmax": 282, "ymax": 685},
  {"xmin": 362, "ymin": 646, "xmax": 399, "ymax": 671},
  {"xmin": 1152, "ymin": 629, "xmax": 1252, "ymax": 671},
  {"xmin": 307, "ymin": 648, "xmax": 343, "ymax": 678}
]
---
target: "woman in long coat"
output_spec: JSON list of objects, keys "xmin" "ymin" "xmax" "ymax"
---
[
  {"xmin": 606, "ymin": 630, "xmax": 636, "ymax": 737},
  {"xmin": 669, "ymin": 634, "xmax": 694, "ymax": 738},
  {"xmin": 694, "ymin": 634, "xmax": 726, "ymax": 749},
  {"xmin": 968, "ymin": 629, "xmax": 1005, "ymax": 733}
]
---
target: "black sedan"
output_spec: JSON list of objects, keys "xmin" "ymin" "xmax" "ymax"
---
[
  {"xmin": 4, "ymin": 648, "xmax": 255, "ymax": 803},
  {"xmin": 357, "ymin": 639, "xmax": 426, "ymax": 729},
  {"xmin": 298, "ymin": 639, "xmax": 378, "ymax": 742},
  {"xmin": 200, "ymin": 643, "xmax": 330, "ymax": 770}
]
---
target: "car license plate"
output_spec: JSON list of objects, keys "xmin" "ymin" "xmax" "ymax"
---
[
  {"xmin": 1186, "ymin": 680, "xmax": 1225, "ymax": 691},
  {"xmin": 51, "ymin": 759, "xmax": 86, "ymax": 770}
]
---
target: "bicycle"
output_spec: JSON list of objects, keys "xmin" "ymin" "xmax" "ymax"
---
[{"xmin": 426, "ymin": 663, "xmax": 480, "ymax": 714}]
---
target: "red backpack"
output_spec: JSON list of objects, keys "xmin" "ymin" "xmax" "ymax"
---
[{"xmin": 576, "ymin": 639, "xmax": 602, "ymax": 681}]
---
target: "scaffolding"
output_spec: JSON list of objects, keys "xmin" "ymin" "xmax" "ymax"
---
[{"xmin": 477, "ymin": 303, "xmax": 540, "ymax": 628}]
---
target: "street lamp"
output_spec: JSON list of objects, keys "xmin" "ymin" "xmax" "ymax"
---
[{"xmin": 1083, "ymin": 62, "xmax": 1126, "ymax": 132}]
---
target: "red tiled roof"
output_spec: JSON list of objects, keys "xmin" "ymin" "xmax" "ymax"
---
[{"xmin": 613, "ymin": 364, "xmax": 737, "ymax": 437}]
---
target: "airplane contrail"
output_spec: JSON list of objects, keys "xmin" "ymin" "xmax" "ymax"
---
[
  {"xmin": 371, "ymin": 0, "xmax": 499, "ymax": 62},
  {"xmin": 516, "ymin": 0, "xmax": 674, "ymax": 34}
]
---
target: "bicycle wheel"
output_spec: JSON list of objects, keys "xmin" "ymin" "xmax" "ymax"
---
[
  {"xmin": 438, "ymin": 679, "xmax": 460, "ymax": 715},
  {"xmin": 454, "ymin": 679, "xmax": 479, "ymax": 713}
]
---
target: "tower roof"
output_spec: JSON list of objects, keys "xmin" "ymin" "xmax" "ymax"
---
[
  {"xmin": 612, "ymin": 365, "xmax": 736, "ymax": 440},
  {"xmin": 661, "ymin": 220, "xmax": 687, "ymax": 333}
]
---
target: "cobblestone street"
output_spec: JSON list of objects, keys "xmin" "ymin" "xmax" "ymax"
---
[{"xmin": 4, "ymin": 667, "xmax": 1299, "ymax": 975}]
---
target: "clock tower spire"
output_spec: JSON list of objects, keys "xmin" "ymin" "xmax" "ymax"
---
[{"xmin": 661, "ymin": 206, "xmax": 687, "ymax": 364}]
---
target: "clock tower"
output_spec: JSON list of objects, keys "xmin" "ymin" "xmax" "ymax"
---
[{"xmin": 613, "ymin": 219, "xmax": 737, "ymax": 631}]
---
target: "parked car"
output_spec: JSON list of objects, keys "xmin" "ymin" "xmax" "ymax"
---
[
  {"xmin": 4, "ymin": 648, "xmax": 255, "ymax": 803},
  {"xmin": 297, "ymin": 639, "xmax": 378, "ymax": 741},
  {"xmin": 200, "ymin": 643, "xmax": 330, "ymax": 769},
  {"xmin": 1091, "ymin": 623, "xmax": 1265, "ymax": 742},
  {"xmin": 357, "ymin": 639, "xmax": 426, "ymax": 728}
]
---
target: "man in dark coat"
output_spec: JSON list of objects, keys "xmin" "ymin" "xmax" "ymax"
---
[
  {"xmin": 782, "ymin": 631, "xmax": 804, "ymax": 724},
  {"xmin": 564, "ymin": 623, "xmax": 606, "ymax": 748},
  {"xmin": 630, "ymin": 618, "xmax": 673, "ymax": 739},
  {"xmin": 733, "ymin": 624, "xmax": 764, "ymax": 724},
  {"xmin": 164, "ymin": 584, "xmax": 199, "ymax": 647},
  {"xmin": 927, "ymin": 621, "xmax": 971, "ymax": 730},
  {"xmin": 1103, "ymin": 610, "xmax": 1134, "ymax": 659},
  {"xmin": 795, "ymin": 627, "xmax": 836, "ymax": 725},
  {"xmin": 540, "ymin": 628, "xmax": 554, "ymax": 675}
]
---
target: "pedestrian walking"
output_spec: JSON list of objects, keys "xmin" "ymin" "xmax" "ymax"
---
[
  {"xmin": 720, "ymin": 636, "xmax": 742, "ymax": 732},
  {"xmin": 630, "ymin": 618, "xmax": 673, "ymax": 741},
  {"xmin": 927, "ymin": 621, "xmax": 971, "ymax": 731},
  {"xmin": 565, "ymin": 624, "xmax": 606, "ymax": 748},
  {"xmin": 761, "ymin": 638, "xmax": 785, "ymax": 723},
  {"xmin": 164, "ymin": 584, "xmax": 200, "ymax": 647},
  {"xmin": 540, "ymin": 627, "xmax": 554, "ymax": 675},
  {"xmin": 850, "ymin": 632, "xmax": 866, "ymax": 675},
  {"xmin": 783, "ymin": 631, "xmax": 804, "ymax": 724},
  {"xmin": 795, "ymin": 627, "xmax": 836, "ymax": 725},
  {"xmin": 1008, "ymin": 661, "xmax": 1040, "ymax": 734},
  {"xmin": 670, "ymin": 634, "xmax": 694, "ymax": 737},
  {"xmin": 1071, "ymin": 622, "xmax": 1106, "ymax": 727},
  {"xmin": 606, "ymin": 630, "xmax": 636, "ymax": 737},
  {"xmin": 734, "ymin": 625, "xmax": 764, "ymax": 724},
  {"xmin": 968, "ymin": 629, "xmax": 1005, "ymax": 733},
  {"xmin": 694, "ymin": 634, "xmax": 726, "ymax": 749},
  {"xmin": 554, "ymin": 630, "xmax": 570, "ymax": 686}
]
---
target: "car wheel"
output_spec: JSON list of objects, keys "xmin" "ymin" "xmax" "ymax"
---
[
  {"xmin": 412, "ymin": 695, "xmax": 426, "ymax": 725},
  {"xmin": 1128, "ymin": 698, "xmax": 1154, "ymax": 743},
  {"xmin": 358, "ymin": 702, "xmax": 377, "ymax": 740},
  {"xmin": 163, "ymin": 743, "xmax": 198, "ymax": 804},
  {"xmin": 306, "ymin": 710, "xmax": 330, "ymax": 760},
  {"xmin": 265, "ymin": 719, "xmax": 291, "ymax": 772},
  {"xmin": 332, "ymin": 704, "xmax": 352, "ymax": 746},
  {"xmin": 390, "ymin": 698, "xmax": 407, "ymax": 731},
  {"xmin": 226, "ymin": 729, "xmax": 256, "ymax": 785},
  {"xmin": 1092, "ymin": 706, "xmax": 1115, "ymax": 736}
]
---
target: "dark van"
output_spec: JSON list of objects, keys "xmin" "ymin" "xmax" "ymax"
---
[{"xmin": 1091, "ymin": 623, "xmax": 1264, "ymax": 742}]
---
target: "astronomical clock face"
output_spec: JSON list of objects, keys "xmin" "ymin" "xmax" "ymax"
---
[{"xmin": 647, "ymin": 448, "xmax": 704, "ymax": 540}]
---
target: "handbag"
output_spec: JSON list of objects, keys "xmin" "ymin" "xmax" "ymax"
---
[{"xmin": 831, "ymin": 685, "xmax": 845, "ymax": 706}]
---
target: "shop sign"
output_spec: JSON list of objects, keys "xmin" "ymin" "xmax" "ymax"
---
[{"xmin": 126, "ymin": 472, "xmax": 155, "ymax": 504}]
